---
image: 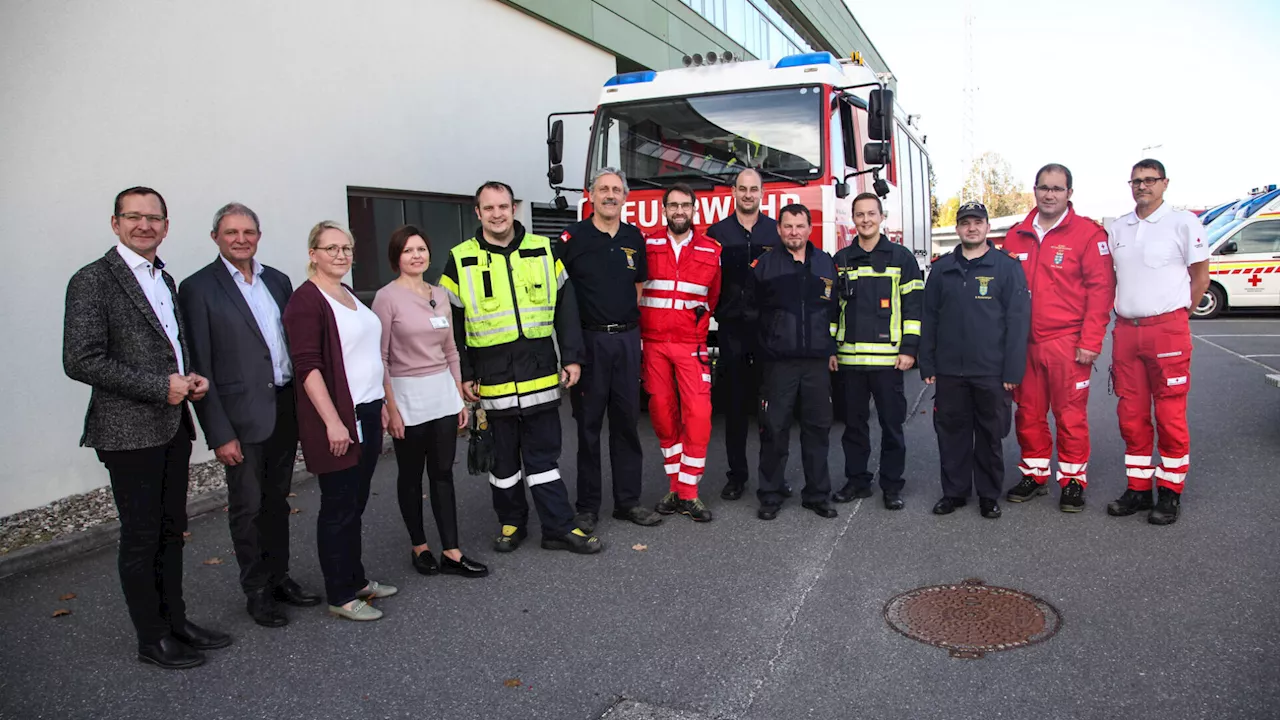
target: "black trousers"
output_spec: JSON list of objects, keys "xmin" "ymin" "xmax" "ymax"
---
[
  {"xmin": 225, "ymin": 384, "xmax": 298, "ymax": 593},
  {"xmin": 570, "ymin": 327, "xmax": 643, "ymax": 513},
  {"xmin": 97, "ymin": 429, "xmax": 192, "ymax": 644},
  {"xmin": 717, "ymin": 324, "xmax": 761, "ymax": 487},
  {"xmin": 316, "ymin": 400, "xmax": 382, "ymax": 607},
  {"xmin": 757, "ymin": 359, "xmax": 833, "ymax": 507},
  {"xmin": 392, "ymin": 413, "xmax": 460, "ymax": 549},
  {"xmin": 933, "ymin": 375, "xmax": 1012, "ymax": 500},
  {"xmin": 839, "ymin": 368, "xmax": 908, "ymax": 493},
  {"xmin": 489, "ymin": 408, "xmax": 573, "ymax": 538}
]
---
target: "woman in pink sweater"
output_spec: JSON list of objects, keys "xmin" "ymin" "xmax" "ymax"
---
[{"xmin": 372, "ymin": 225, "xmax": 487, "ymax": 579}]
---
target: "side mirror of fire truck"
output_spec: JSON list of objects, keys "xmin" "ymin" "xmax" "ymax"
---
[
  {"xmin": 867, "ymin": 88, "xmax": 894, "ymax": 141},
  {"xmin": 863, "ymin": 142, "xmax": 890, "ymax": 166},
  {"xmin": 835, "ymin": 181, "xmax": 851, "ymax": 199},
  {"xmin": 548, "ymin": 120, "xmax": 565, "ymax": 165}
]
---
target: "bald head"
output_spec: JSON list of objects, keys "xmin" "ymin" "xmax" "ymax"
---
[{"xmin": 733, "ymin": 168, "xmax": 763, "ymax": 217}]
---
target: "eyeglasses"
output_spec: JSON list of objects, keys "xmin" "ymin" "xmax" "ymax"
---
[
  {"xmin": 1128, "ymin": 177, "xmax": 1166, "ymax": 188},
  {"xmin": 1034, "ymin": 185, "xmax": 1068, "ymax": 194},
  {"xmin": 665, "ymin": 202, "xmax": 694, "ymax": 211},
  {"xmin": 317, "ymin": 245, "xmax": 354, "ymax": 258},
  {"xmin": 116, "ymin": 213, "xmax": 166, "ymax": 224}
]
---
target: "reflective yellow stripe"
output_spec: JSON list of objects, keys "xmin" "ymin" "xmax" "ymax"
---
[
  {"xmin": 902, "ymin": 320, "xmax": 921, "ymax": 335},
  {"xmin": 899, "ymin": 279, "xmax": 924, "ymax": 295},
  {"xmin": 516, "ymin": 374, "xmax": 560, "ymax": 394},
  {"xmin": 440, "ymin": 275, "xmax": 459, "ymax": 296},
  {"xmin": 478, "ymin": 381, "xmax": 516, "ymax": 397},
  {"xmin": 829, "ymin": 323, "xmax": 838, "ymax": 337},
  {"xmin": 840, "ymin": 342, "xmax": 900, "ymax": 354},
  {"xmin": 837, "ymin": 355, "xmax": 898, "ymax": 366}
]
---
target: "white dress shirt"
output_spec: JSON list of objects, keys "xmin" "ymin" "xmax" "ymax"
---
[
  {"xmin": 1108, "ymin": 201, "xmax": 1210, "ymax": 319},
  {"xmin": 669, "ymin": 232, "xmax": 693, "ymax": 260},
  {"xmin": 116, "ymin": 242, "xmax": 184, "ymax": 374},
  {"xmin": 321, "ymin": 288, "xmax": 386, "ymax": 406},
  {"xmin": 1033, "ymin": 211, "xmax": 1067, "ymax": 241},
  {"xmin": 220, "ymin": 256, "xmax": 292, "ymax": 385}
]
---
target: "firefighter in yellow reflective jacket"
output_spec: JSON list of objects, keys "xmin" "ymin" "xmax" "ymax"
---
[
  {"xmin": 830, "ymin": 193, "xmax": 924, "ymax": 510},
  {"xmin": 440, "ymin": 182, "xmax": 601, "ymax": 555}
]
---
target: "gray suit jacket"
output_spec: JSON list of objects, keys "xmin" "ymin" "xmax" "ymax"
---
[
  {"xmin": 63, "ymin": 247, "xmax": 194, "ymax": 451},
  {"xmin": 178, "ymin": 257, "xmax": 294, "ymax": 449}
]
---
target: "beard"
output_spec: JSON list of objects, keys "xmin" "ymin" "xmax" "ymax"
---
[{"xmin": 668, "ymin": 216, "xmax": 692, "ymax": 235}]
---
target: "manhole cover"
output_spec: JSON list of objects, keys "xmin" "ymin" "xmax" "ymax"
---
[{"xmin": 884, "ymin": 578, "xmax": 1061, "ymax": 658}]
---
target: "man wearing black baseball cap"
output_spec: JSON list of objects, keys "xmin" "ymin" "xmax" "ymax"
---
[{"xmin": 918, "ymin": 202, "xmax": 1031, "ymax": 519}]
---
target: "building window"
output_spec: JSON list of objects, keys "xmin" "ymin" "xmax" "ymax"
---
[{"xmin": 346, "ymin": 189, "xmax": 477, "ymax": 298}]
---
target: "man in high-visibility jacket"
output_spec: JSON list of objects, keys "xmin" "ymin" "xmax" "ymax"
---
[
  {"xmin": 831, "ymin": 193, "xmax": 924, "ymax": 511},
  {"xmin": 440, "ymin": 182, "xmax": 601, "ymax": 554},
  {"xmin": 640, "ymin": 183, "xmax": 722, "ymax": 522}
]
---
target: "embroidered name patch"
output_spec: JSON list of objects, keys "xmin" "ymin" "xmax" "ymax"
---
[
  {"xmin": 1098, "ymin": 241, "xmax": 1110, "ymax": 256},
  {"xmin": 1075, "ymin": 380, "xmax": 1090, "ymax": 390},
  {"xmin": 1167, "ymin": 376, "xmax": 1187, "ymax": 386}
]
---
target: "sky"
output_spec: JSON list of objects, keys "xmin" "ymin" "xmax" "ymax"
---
[{"xmin": 844, "ymin": 0, "xmax": 1280, "ymax": 219}]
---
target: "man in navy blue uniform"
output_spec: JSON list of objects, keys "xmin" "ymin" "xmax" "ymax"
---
[
  {"xmin": 705, "ymin": 168, "xmax": 785, "ymax": 501},
  {"xmin": 558, "ymin": 168, "xmax": 663, "ymax": 533},
  {"xmin": 744, "ymin": 204, "xmax": 840, "ymax": 520},
  {"xmin": 919, "ymin": 202, "xmax": 1031, "ymax": 519}
]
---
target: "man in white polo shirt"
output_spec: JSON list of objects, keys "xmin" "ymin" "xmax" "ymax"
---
[{"xmin": 1105, "ymin": 159, "xmax": 1210, "ymax": 525}]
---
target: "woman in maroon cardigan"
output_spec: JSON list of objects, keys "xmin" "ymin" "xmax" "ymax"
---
[{"xmin": 282, "ymin": 221, "xmax": 397, "ymax": 621}]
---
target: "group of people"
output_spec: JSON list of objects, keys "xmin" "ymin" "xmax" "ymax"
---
[{"xmin": 62, "ymin": 158, "xmax": 1205, "ymax": 670}]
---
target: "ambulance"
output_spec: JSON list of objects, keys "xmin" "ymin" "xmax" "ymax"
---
[
  {"xmin": 1195, "ymin": 185, "xmax": 1280, "ymax": 318},
  {"xmin": 544, "ymin": 50, "xmax": 933, "ymax": 270}
]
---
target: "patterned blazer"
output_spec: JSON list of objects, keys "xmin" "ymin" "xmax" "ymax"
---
[{"xmin": 63, "ymin": 247, "xmax": 195, "ymax": 451}]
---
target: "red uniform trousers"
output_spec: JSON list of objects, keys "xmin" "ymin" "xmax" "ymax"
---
[
  {"xmin": 1014, "ymin": 334, "xmax": 1093, "ymax": 487},
  {"xmin": 1111, "ymin": 310, "xmax": 1192, "ymax": 493},
  {"xmin": 642, "ymin": 340, "xmax": 712, "ymax": 500}
]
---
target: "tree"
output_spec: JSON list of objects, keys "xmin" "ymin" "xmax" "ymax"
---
[
  {"xmin": 937, "ymin": 196, "xmax": 960, "ymax": 228},
  {"xmin": 960, "ymin": 151, "xmax": 1033, "ymax": 219},
  {"xmin": 929, "ymin": 163, "xmax": 940, "ymax": 227}
]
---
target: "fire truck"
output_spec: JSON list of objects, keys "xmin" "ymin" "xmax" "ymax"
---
[{"xmin": 545, "ymin": 50, "xmax": 933, "ymax": 271}]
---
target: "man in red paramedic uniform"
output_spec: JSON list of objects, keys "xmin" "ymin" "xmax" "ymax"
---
[
  {"xmin": 1002, "ymin": 164, "xmax": 1115, "ymax": 512},
  {"xmin": 1106, "ymin": 159, "xmax": 1210, "ymax": 526},
  {"xmin": 640, "ymin": 183, "xmax": 722, "ymax": 522}
]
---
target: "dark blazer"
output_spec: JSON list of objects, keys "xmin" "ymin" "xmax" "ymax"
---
[
  {"xmin": 282, "ymin": 280, "xmax": 361, "ymax": 475},
  {"xmin": 179, "ymin": 257, "xmax": 294, "ymax": 450},
  {"xmin": 918, "ymin": 245, "xmax": 1031, "ymax": 384},
  {"xmin": 63, "ymin": 247, "xmax": 194, "ymax": 451}
]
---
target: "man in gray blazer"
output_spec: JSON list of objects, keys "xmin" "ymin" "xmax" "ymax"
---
[
  {"xmin": 179, "ymin": 202, "xmax": 320, "ymax": 627},
  {"xmin": 63, "ymin": 186, "xmax": 231, "ymax": 669}
]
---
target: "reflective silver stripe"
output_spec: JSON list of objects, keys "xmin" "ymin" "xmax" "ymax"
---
[
  {"xmin": 489, "ymin": 471, "xmax": 521, "ymax": 489},
  {"xmin": 521, "ymin": 320, "xmax": 555, "ymax": 330},
  {"xmin": 518, "ymin": 387, "xmax": 561, "ymax": 408},
  {"xmin": 555, "ymin": 268, "xmax": 568, "ymax": 289},
  {"xmin": 640, "ymin": 297, "xmax": 673, "ymax": 309},
  {"xmin": 471, "ymin": 308, "xmax": 517, "ymax": 323},
  {"xmin": 675, "ymin": 299, "xmax": 707, "ymax": 311},
  {"xmin": 676, "ymin": 281, "xmax": 709, "ymax": 295},
  {"xmin": 463, "ymin": 265, "xmax": 481, "ymax": 314},
  {"xmin": 643, "ymin": 279, "xmax": 676, "ymax": 291},
  {"xmin": 468, "ymin": 324, "xmax": 520, "ymax": 338},
  {"xmin": 521, "ymin": 305, "xmax": 555, "ymax": 315},
  {"xmin": 646, "ymin": 238, "xmax": 666, "ymax": 245},
  {"xmin": 526, "ymin": 468, "xmax": 560, "ymax": 486},
  {"xmin": 443, "ymin": 285, "xmax": 463, "ymax": 308},
  {"xmin": 480, "ymin": 395, "xmax": 520, "ymax": 410}
]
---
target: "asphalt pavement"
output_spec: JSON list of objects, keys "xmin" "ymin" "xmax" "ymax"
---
[{"xmin": 2, "ymin": 316, "xmax": 1278, "ymax": 720}]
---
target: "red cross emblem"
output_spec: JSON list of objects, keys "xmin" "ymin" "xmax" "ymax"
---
[{"xmin": 1248, "ymin": 273, "xmax": 1263, "ymax": 287}]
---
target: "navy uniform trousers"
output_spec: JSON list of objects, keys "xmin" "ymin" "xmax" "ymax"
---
[
  {"xmin": 489, "ymin": 408, "xmax": 574, "ymax": 538},
  {"xmin": 570, "ymin": 327, "xmax": 644, "ymax": 514},
  {"xmin": 933, "ymin": 375, "xmax": 1012, "ymax": 500}
]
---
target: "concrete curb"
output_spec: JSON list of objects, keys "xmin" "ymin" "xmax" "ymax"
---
[{"xmin": 0, "ymin": 469, "xmax": 313, "ymax": 581}]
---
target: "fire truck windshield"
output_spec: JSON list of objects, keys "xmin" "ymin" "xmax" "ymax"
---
[{"xmin": 589, "ymin": 86, "xmax": 823, "ymax": 187}]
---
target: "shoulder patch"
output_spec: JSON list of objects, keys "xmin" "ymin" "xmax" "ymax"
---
[
  {"xmin": 1097, "ymin": 241, "xmax": 1110, "ymax": 256},
  {"xmin": 750, "ymin": 258, "xmax": 759, "ymax": 268},
  {"xmin": 560, "ymin": 230, "xmax": 571, "ymax": 242}
]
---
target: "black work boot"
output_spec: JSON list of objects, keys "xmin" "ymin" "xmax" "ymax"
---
[
  {"xmin": 678, "ymin": 497, "xmax": 713, "ymax": 522},
  {"xmin": 655, "ymin": 491, "xmax": 680, "ymax": 515},
  {"xmin": 1006, "ymin": 476, "xmax": 1049, "ymax": 502},
  {"xmin": 1106, "ymin": 489, "xmax": 1154, "ymax": 517},
  {"xmin": 1059, "ymin": 479, "xmax": 1085, "ymax": 513},
  {"xmin": 1147, "ymin": 488, "xmax": 1181, "ymax": 526}
]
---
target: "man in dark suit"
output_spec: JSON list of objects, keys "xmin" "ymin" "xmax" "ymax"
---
[
  {"xmin": 63, "ymin": 186, "xmax": 231, "ymax": 669},
  {"xmin": 179, "ymin": 202, "xmax": 320, "ymax": 628}
]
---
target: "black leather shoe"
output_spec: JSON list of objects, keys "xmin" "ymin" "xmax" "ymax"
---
[
  {"xmin": 412, "ymin": 549, "xmax": 440, "ymax": 576},
  {"xmin": 246, "ymin": 588, "xmax": 287, "ymax": 628},
  {"xmin": 541, "ymin": 530, "xmax": 604, "ymax": 554},
  {"xmin": 720, "ymin": 482, "xmax": 746, "ymax": 501},
  {"xmin": 1006, "ymin": 476, "xmax": 1049, "ymax": 503},
  {"xmin": 757, "ymin": 505, "xmax": 780, "ymax": 521},
  {"xmin": 883, "ymin": 493, "xmax": 904, "ymax": 511},
  {"xmin": 137, "ymin": 636, "xmax": 205, "ymax": 670},
  {"xmin": 801, "ymin": 501, "xmax": 838, "ymax": 519},
  {"xmin": 932, "ymin": 496, "xmax": 967, "ymax": 515},
  {"xmin": 573, "ymin": 511, "xmax": 599, "ymax": 534},
  {"xmin": 171, "ymin": 620, "xmax": 232, "ymax": 651},
  {"xmin": 1147, "ymin": 487, "xmax": 1180, "ymax": 526},
  {"xmin": 781, "ymin": 483, "xmax": 794, "ymax": 498},
  {"xmin": 440, "ymin": 554, "xmax": 489, "ymax": 578},
  {"xmin": 1107, "ymin": 489, "xmax": 1154, "ymax": 517},
  {"xmin": 273, "ymin": 577, "xmax": 322, "ymax": 607},
  {"xmin": 612, "ymin": 506, "xmax": 664, "ymax": 526},
  {"xmin": 833, "ymin": 484, "xmax": 873, "ymax": 503},
  {"xmin": 979, "ymin": 498, "xmax": 1002, "ymax": 519}
]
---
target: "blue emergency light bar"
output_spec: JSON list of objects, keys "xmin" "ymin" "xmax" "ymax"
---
[
  {"xmin": 604, "ymin": 71, "xmax": 657, "ymax": 87},
  {"xmin": 773, "ymin": 51, "xmax": 839, "ymax": 69},
  {"xmin": 1250, "ymin": 184, "xmax": 1278, "ymax": 195}
]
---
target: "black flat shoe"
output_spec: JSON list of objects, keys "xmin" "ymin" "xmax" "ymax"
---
[
  {"xmin": 171, "ymin": 620, "xmax": 232, "ymax": 651},
  {"xmin": 273, "ymin": 577, "xmax": 322, "ymax": 607},
  {"xmin": 833, "ymin": 485, "xmax": 873, "ymax": 503},
  {"xmin": 412, "ymin": 549, "xmax": 440, "ymax": 576},
  {"xmin": 801, "ymin": 501, "xmax": 838, "ymax": 519},
  {"xmin": 883, "ymin": 493, "xmax": 904, "ymax": 511},
  {"xmin": 932, "ymin": 496, "xmax": 967, "ymax": 515},
  {"xmin": 979, "ymin": 498, "xmax": 1002, "ymax": 519},
  {"xmin": 137, "ymin": 636, "xmax": 204, "ymax": 670},
  {"xmin": 246, "ymin": 588, "xmax": 287, "ymax": 628},
  {"xmin": 757, "ymin": 505, "xmax": 780, "ymax": 521},
  {"xmin": 612, "ymin": 506, "xmax": 664, "ymax": 526},
  {"xmin": 720, "ymin": 482, "xmax": 746, "ymax": 501},
  {"xmin": 440, "ymin": 554, "xmax": 489, "ymax": 578}
]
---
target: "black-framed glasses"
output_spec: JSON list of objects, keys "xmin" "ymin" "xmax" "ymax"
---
[
  {"xmin": 317, "ymin": 245, "xmax": 354, "ymax": 258},
  {"xmin": 116, "ymin": 212, "xmax": 166, "ymax": 223},
  {"xmin": 665, "ymin": 202, "xmax": 694, "ymax": 211},
  {"xmin": 1128, "ymin": 177, "xmax": 1166, "ymax": 188},
  {"xmin": 1034, "ymin": 185, "xmax": 1068, "ymax": 194}
]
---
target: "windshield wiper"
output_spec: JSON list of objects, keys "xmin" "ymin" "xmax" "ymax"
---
[
  {"xmin": 627, "ymin": 176, "xmax": 665, "ymax": 189},
  {"xmin": 652, "ymin": 171, "xmax": 734, "ymax": 188},
  {"xmin": 708, "ymin": 168, "xmax": 809, "ymax": 186}
]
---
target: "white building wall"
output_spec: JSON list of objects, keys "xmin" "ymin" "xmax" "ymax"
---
[{"xmin": 0, "ymin": 0, "xmax": 614, "ymax": 516}]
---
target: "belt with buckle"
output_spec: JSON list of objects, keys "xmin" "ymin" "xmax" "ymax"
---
[
  {"xmin": 583, "ymin": 321, "xmax": 638, "ymax": 334},
  {"xmin": 1117, "ymin": 308, "xmax": 1187, "ymax": 327}
]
